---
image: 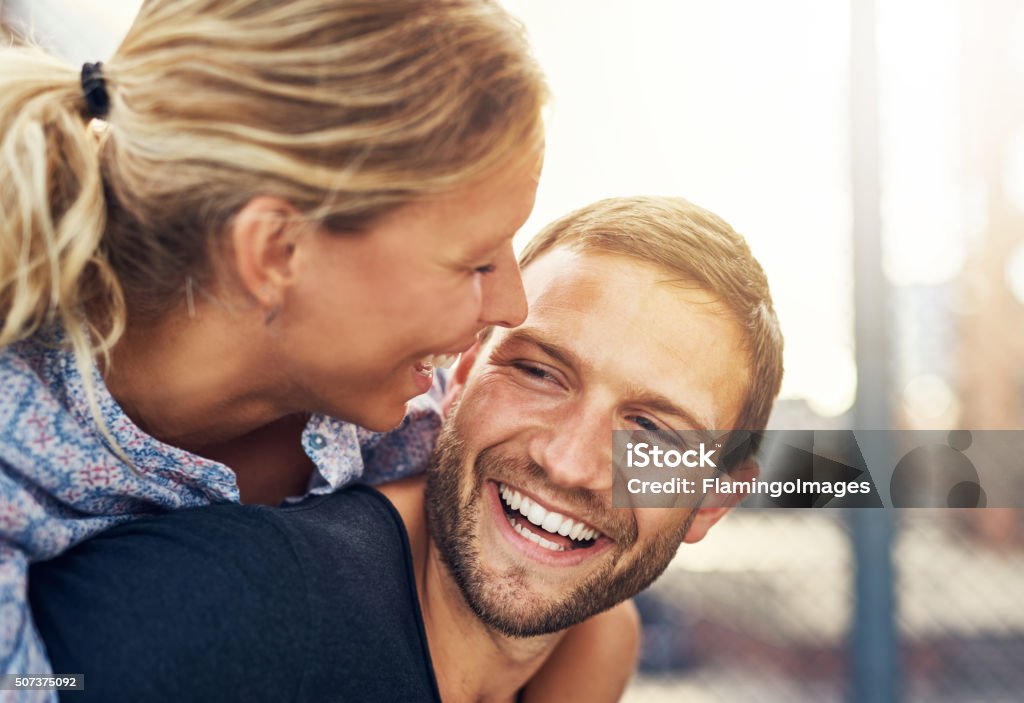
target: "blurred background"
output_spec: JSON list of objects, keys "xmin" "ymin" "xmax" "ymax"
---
[{"xmin": 3, "ymin": 0, "xmax": 1023, "ymax": 700}]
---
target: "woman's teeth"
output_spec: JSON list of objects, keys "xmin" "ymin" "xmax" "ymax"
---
[{"xmin": 419, "ymin": 353, "xmax": 460, "ymax": 372}]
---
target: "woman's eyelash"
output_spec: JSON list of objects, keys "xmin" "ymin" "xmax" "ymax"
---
[{"xmin": 474, "ymin": 264, "xmax": 496, "ymax": 274}]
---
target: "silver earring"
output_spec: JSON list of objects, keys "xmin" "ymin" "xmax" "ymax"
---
[{"xmin": 258, "ymin": 284, "xmax": 279, "ymax": 325}]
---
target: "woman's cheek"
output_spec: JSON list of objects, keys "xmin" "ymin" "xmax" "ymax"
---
[{"xmin": 432, "ymin": 282, "xmax": 484, "ymax": 330}]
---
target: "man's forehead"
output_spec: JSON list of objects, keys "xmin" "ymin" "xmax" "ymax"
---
[{"xmin": 516, "ymin": 246, "xmax": 730, "ymax": 334}]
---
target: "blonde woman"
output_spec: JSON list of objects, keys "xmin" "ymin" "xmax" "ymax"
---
[{"xmin": 0, "ymin": 1, "xmax": 637, "ymax": 698}]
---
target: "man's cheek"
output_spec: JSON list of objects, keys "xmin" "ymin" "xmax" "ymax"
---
[
  {"xmin": 641, "ymin": 515, "xmax": 697, "ymax": 564},
  {"xmin": 460, "ymin": 387, "xmax": 545, "ymax": 438},
  {"xmin": 636, "ymin": 510, "xmax": 689, "ymax": 536},
  {"xmin": 477, "ymin": 368, "xmax": 564, "ymax": 408}
]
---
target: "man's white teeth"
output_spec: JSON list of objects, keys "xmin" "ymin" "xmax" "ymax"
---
[
  {"xmin": 499, "ymin": 483, "xmax": 600, "ymax": 543},
  {"xmin": 420, "ymin": 353, "xmax": 460, "ymax": 372},
  {"xmin": 510, "ymin": 518, "xmax": 565, "ymax": 552}
]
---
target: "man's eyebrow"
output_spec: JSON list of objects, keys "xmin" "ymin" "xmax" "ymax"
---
[
  {"xmin": 621, "ymin": 385, "xmax": 713, "ymax": 435},
  {"xmin": 497, "ymin": 329, "xmax": 582, "ymax": 371},
  {"xmin": 496, "ymin": 329, "xmax": 714, "ymax": 433}
]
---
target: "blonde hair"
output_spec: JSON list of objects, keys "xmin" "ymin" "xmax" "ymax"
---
[
  {"xmin": 519, "ymin": 196, "xmax": 784, "ymax": 455},
  {"xmin": 1, "ymin": 0, "xmax": 547, "ymax": 373}
]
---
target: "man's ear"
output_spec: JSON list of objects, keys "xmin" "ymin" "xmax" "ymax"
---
[
  {"xmin": 440, "ymin": 341, "xmax": 483, "ymax": 417},
  {"xmin": 682, "ymin": 458, "xmax": 760, "ymax": 544},
  {"xmin": 229, "ymin": 196, "xmax": 303, "ymax": 310}
]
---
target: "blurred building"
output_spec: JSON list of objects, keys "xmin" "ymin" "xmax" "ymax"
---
[{"xmin": 957, "ymin": 0, "xmax": 1024, "ymax": 433}]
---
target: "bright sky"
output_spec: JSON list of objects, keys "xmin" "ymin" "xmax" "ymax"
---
[
  {"xmin": 505, "ymin": 0, "xmax": 857, "ymax": 416},
  {"xmin": 503, "ymin": 0, "xmax": 967, "ymax": 420}
]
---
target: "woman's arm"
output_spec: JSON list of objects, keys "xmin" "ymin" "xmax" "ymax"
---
[{"xmin": 521, "ymin": 599, "xmax": 641, "ymax": 703}]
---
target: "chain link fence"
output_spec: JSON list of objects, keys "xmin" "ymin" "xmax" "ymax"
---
[{"xmin": 624, "ymin": 509, "xmax": 1024, "ymax": 702}]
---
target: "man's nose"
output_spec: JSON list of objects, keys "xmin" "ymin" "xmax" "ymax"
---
[
  {"xmin": 527, "ymin": 403, "xmax": 613, "ymax": 492},
  {"xmin": 479, "ymin": 245, "xmax": 528, "ymax": 328}
]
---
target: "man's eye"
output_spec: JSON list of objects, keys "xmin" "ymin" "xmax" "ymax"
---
[
  {"xmin": 512, "ymin": 362, "xmax": 556, "ymax": 383},
  {"xmin": 629, "ymin": 415, "xmax": 661, "ymax": 432},
  {"xmin": 474, "ymin": 264, "xmax": 496, "ymax": 274}
]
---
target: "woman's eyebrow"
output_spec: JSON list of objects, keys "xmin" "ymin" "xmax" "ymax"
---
[{"xmin": 467, "ymin": 231, "xmax": 515, "ymax": 260}]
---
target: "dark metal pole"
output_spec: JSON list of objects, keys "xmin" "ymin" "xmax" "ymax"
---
[{"xmin": 849, "ymin": 0, "xmax": 900, "ymax": 701}]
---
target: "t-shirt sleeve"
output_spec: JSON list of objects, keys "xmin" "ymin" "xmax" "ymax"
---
[{"xmin": 28, "ymin": 490, "xmax": 440, "ymax": 703}]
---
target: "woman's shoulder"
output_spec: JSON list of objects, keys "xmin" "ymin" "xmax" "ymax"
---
[
  {"xmin": 0, "ymin": 334, "xmax": 71, "ymax": 426},
  {"xmin": 0, "ymin": 332, "xmax": 239, "ymax": 542},
  {"xmin": 1, "ymin": 329, "xmax": 76, "ymax": 408},
  {"xmin": 0, "ymin": 336, "xmax": 134, "ymax": 555}
]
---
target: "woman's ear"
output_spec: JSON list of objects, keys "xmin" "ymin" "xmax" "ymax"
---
[
  {"xmin": 229, "ymin": 196, "xmax": 302, "ymax": 309},
  {"xmin": 682, "ymin": 458, "xmax": 760, "ymax": 544},
  {"xmin": 441, "ymin": 341, "xmax": 483, "ymax": 417}
]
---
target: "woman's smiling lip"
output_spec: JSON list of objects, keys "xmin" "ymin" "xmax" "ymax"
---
[
  {"xmin": 411, "ymin": 336, "xmax": 478, "ymax": 369},
  {"xmin": 406, "ymin": 338, "xmax": 476, "ymax": 395},
  {"xmin": 409, "ymin": 360, "xmax": 435, "ymax": 394}
]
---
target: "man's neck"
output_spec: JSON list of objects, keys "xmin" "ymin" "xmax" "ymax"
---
[{"xmin": 379, "ymin": 477, "xmax": 566, "ymax": 702}]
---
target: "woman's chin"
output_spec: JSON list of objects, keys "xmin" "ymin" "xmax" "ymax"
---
[
  {"xmin": 325, "ymin": 364, "xmax": 434, "ymax": 431},
  {"xmin": 350, "ymin": 397, "xmax": 411, "ymax": 433}
]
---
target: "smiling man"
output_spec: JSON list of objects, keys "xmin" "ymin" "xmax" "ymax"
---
[
  {"xmin": 415, "ymin": 197, "xmax": 782, "ymax": 682},
  {"xmin": 28, "ymin": 196, "xmax": 783, "ymax": 702}
]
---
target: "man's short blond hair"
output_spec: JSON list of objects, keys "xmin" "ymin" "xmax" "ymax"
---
[{"xmin": 519, "ymin": 196, "xmax": 784, "ymax": 449}]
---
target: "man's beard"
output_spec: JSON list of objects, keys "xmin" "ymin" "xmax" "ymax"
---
[{"xmin": 425, "ymin": 417, "xmax": 697, "ymax": 638}]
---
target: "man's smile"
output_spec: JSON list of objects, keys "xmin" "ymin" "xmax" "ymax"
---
[
  {"xmin": 485, "ymin": 480, "xmax": 615, "ymax": 567},
  {"xmin": 500, "ymin": 482, "xmax": 601, "ymax": 547}
]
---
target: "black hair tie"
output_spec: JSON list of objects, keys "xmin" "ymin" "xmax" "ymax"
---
[{"xmin": 80, "ymin": 62, "xmax": 110, "ymax": 120}]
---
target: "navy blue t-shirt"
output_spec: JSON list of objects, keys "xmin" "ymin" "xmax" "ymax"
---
[{"xmin": 29, "ymin": 486, "xmax": 441, "ymax": 702}]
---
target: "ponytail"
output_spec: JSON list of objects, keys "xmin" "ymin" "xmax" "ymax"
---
[
  {"xmin": 0, "ymin": 47, "xmax": 125, "ymax": 363},
  {"xmin": 1, "ymin": 46, "xmax": 128, "ymax": 461}
]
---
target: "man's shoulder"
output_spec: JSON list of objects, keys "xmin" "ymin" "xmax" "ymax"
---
[
  {"xmin": 31, "ymin": 490, "xmax": 441, "ymax": 702},
  {"xmin": 264, "ymin": 484, "xmax": 441, "ymax": 701},
  {"xmin": 270, "ymin": 484, "xmax": 422, "ymax": 582},
  {"xmin": 376, "ymin": 475, "xmax": 427, "ymax": 524}
]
